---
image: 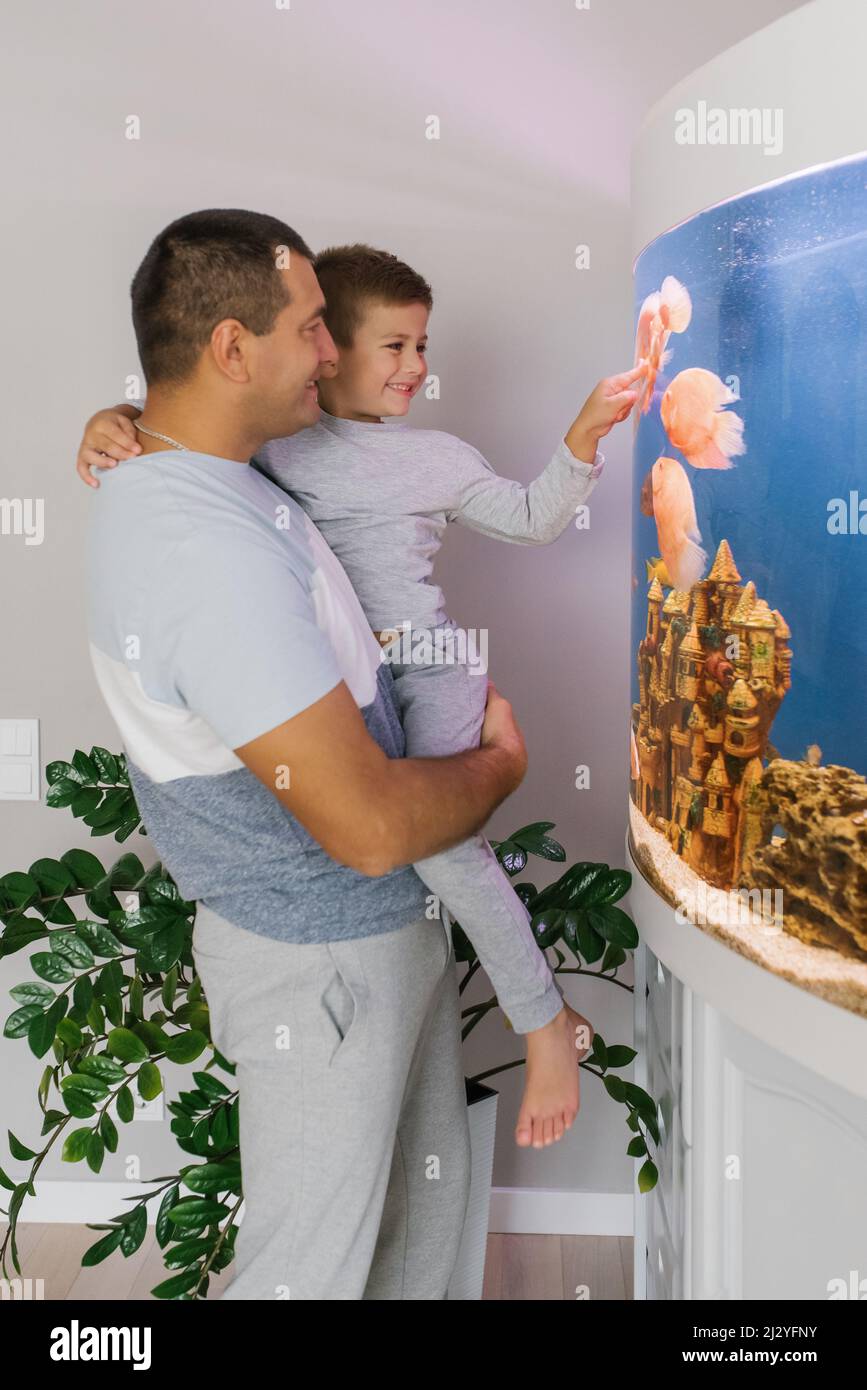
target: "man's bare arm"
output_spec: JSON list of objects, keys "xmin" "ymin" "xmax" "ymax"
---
[{"xmin": 234, "ymin": 678, "xmax": 526, "ymax": 877}]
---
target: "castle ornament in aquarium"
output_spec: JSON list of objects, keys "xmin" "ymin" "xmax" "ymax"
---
[{"xmin": 628, "ymin": 151, "xmax": 867, "ymax": 999}]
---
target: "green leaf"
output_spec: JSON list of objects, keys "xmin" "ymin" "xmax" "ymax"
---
[
  {"xmin": 45, "ymin": 778, "xmax": 82, "ymax": 809},
  {"xmin": 76, "ymin": 920, "xmax": 124, "ymax": 958},
  {"xmin": 73, "ymin": 974, "xmax": 94, "ymax": 1012},
  {"xmin": 61, "ymin": 1127, "xmax": 93, "ymax": 1162},
  {"xmin": 9, "ymin": 980, "xmax": 55, "ymax": 1006},
  {"xmin": 116, "ymin": 1085, "xmax": 135, "ymax": 1124},
  {"xmin": 155, "ymin": 1186, "xmax": 180, "ymax": 1248},
  {"xmin": 193, "ymin": 1071, "xmax": 231, "ymax": 1101},
  {"xmin": 72, "ymin": 750, "xmax": 101, "ymax": 783},
  {"xmin": 86, "ymin": 1132, "xmax": 105, "ymax": 1173},
  {"xmin": 28, "ymin": 996, "xmax": 68, "ymax": 1058},
  {"xmin": 45, "ymin": 759, "xmax": 84, "ymax": 787},
  {"xmin": 623, "ymin": 1082, "xmax": 658, "ymax": 1120},
  {"xmin": 78, "ymin": 1054, "xmax": 127, "ymax": 1084},
  {"xmin": 210, "ymin": 1106, "xmax": 230, "ymax": 1148},
  {"xmin": 138, "ymin": 1063, "xmax": 163, "ymax": 1101},
  {"xmin": 600, "ymin": 943, "xmax": 627, "ymax": 973},
  {"xmin": 29, "ymin": 951, "xmax": 75, "ymax": 984},
  {"xmin": 120, "ymin": 1205, "xmax": 147, "ymax": 1255},
  {"xmin": 108, "ymin": 854, "xmax": 146, "ymax": 889},
  {"xmin": 90, "ymin": 747, "xmax": 120, "ymax": 783},
  {"xmin": 146, "ymin": 921, "xmax": 187, "ymax": 972},
  {"xmin": 627, "ymin": 1136, "xmax": 647, "ymax": 1157},
  {"xmin": 182, "ymin": 1160, "xmax": 242, "ymax": 1196},
  {"xmin": 59, "ymin": 845, "xmax": 105, "ymax": 889},
  {"xmin": 164, "ymin": 1236, "xmax": 214, "ymax": 1268},
  {"xmin": 70, "ymin": 788, "xmax": 103, "ymax": 818},
  {"xmin": 4, "ymin": 1004, "xmax": 45, "ymax": 1039},
  {"xmin": 52, "ymin": 933, "xmax": 96, "ymax": 970},
  {"xmin": 590, "ymin": 869, "xmax": 632, "ymax": 905},
  {"xmin": 605, "ymin": 1045, "xmax": 637, "ymax": 1068},
  {"xmin": 530, "ymin": 909, "xmax": 564, "ymax": 950},
  {"xmin": 167, "ymin": 1197, "xmax": 231, "ymax": 1226},
  {"xmin": 63, "ymin": 1091, "xmax": 97, "ymax": 1119},
  {"xmin": 497, "ymin": 841, "xmax": 527, "ymax": 875},
  {"xmin": 164, "ymin": 1030, "xmax": 208, "ymax": 1065},
  {"xmin": 0, "ymin": 872, "xmax": 40, "ymax": 911},
  {"xmin": 576, "ymin": 913, "xmax": 605, "ymax": 963},
  {"xmin": 133, "ymin": 1020, "xmax": 170, "ymax": 1052},
  {"xmin": 603, "ymin": 1074, "xmax": 628, "ymax": 1102},
  {"xmin": 151, "ymin": 1267, "xmax": 201, "ymax": 1299},
  {"xmin": 28, "ymin": 858, "xmax": 77, "ymax": 897},
  {"xmin": 162, "ymin": 966, "xmax": 178, "ymax": 1011},
  {"xmin": 99, "ymin": 1110, "xmax": 118, "ymax": 1154},
  {"xmin": 8, "ymin": 1130, "xmax": 37, "ymax": 1160},
  {"xmin": 638, "ymin": 1159, "xmax": 658, "ymax": 1193},
  {"xmin": 587, "ymin": 905, "xmax": 639, "ymax": 950},
  {"xmin": 106, "ymin": 1027, "xmax": 149, "ymax": 1063},
  {"xmin": 56, "ymin": 1018, "xmax": 84, "ymax": 1050},
  {"xmin": 61, "ymin": 1073, "xmax": 111, "ymax": 1101},
  {"xmin": 81, "ymin": 1227, "xmax": 123, "ymax": 1265},
  {"xmin": 86, "ymin": 998, "xmax": 105, "ymax": 1034}
]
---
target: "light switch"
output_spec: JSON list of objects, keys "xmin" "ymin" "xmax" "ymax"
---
[{"xmin": 0, "ymin": 719, "xmax": 40, "ymax": 801}]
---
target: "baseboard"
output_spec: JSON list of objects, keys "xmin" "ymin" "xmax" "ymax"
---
[
  {"xmin": 489, "ymin": 1187, "xmax": 633, "ymax": 1237},
  {"xmin": 12, "ymin": 1181, "xmax": 634, "ymax": 1237}
]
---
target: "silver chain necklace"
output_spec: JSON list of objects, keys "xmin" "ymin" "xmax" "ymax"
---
[{"xmin": 132, "ymin": 420, "xmax": 189, "ymax": 451}]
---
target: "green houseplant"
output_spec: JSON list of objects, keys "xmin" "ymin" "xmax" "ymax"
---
[{"xmin": 0, "ymin": 746, "xmax": 660, "ymax": 1299}]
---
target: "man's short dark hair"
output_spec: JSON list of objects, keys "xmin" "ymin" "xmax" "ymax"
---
[{"xmin": 131, "ymin": 209, "xmax": 315, "ymax": 386}]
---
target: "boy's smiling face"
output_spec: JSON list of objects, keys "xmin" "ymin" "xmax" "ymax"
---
[{"xmin": 319, "ymin": 299, "xmax": 429, "ymax": 423}]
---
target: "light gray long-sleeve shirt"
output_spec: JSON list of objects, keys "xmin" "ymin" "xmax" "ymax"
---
[{"xmin": 252, "ymin": 411, "xmax": 605, "ymax": 630}]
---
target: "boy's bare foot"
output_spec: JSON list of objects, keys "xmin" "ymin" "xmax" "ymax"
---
[{"xmin": 514, "ymin": 1004, "xmax": 594, "ymax": 1148}]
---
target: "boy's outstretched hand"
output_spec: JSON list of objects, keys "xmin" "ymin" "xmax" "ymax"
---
[
  {"xmin": 76, "ymin": 406, "xmax": 142, "ymax": 488},
  {"xmin": 564, "ymin": 363, "xmax": 647, "ymax": 464}
]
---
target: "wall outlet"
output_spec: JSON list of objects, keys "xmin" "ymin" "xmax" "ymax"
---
[
  {"xmin": 132, "ymin": 1094, "xmax": 164, "ymax": 1123},
  {"xmin": 0, "ymin": 719, "xmax": 39, "ymax": 800}
]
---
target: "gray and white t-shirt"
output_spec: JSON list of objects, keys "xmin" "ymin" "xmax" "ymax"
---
[{"xmin": 86, "ymin": 448, "xmax": 429, "ymax": 945}]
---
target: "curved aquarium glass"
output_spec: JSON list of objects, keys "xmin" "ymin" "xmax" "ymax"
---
[{"xmin": 628, "ymin": 152, "xmax": 867, "ymax": 996}]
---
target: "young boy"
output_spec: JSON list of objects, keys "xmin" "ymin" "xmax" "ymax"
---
[{"xmin": 76, "ymin": 244, "xmax": 643, "ymax": 1149}]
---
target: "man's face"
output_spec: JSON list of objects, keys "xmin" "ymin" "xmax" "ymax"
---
[{"xmin": 250, "ymin": 254, "xmax": 337, "ymax": 439}]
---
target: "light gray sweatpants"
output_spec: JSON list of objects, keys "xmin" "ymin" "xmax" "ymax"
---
[
  {"xmin": 191, "ymin": 902, "xmax": 471, "ymax": 1300},
  {"xmin": 387, "ymin": 624, "xmax": 564, "ymax": 1035}
]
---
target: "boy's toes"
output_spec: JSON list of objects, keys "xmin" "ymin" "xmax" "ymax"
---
[
  {"xmin": 552, "ymin": 1114, "xmax": 565, "ymax": 1143},
  {"xmin": 515, "ymin": 1113, "xmax": 534, "ymax": 1146}
]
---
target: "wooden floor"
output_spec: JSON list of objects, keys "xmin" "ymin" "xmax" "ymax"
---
[{"xmin": 2, "ymin": 1224, "xmax": 633, "ymax": 1300}]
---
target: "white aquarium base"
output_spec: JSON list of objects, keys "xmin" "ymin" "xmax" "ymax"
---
[
  {"xmin": 628, "ymin": 799, "xmax": 867, "ymax": 1021},
  {"xmin": 628, "ymin": 828, "xmax": 867, "ymax": 1300}
]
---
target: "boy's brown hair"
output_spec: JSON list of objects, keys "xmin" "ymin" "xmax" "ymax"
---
[{"xmin": 313, "ymin": 243, "xmax": 433, "ymax": 349}]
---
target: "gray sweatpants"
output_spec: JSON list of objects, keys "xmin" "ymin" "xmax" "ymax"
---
[
  {"xmin": 191, "ymin": 902, "xmax": 471, "ymax": 1300},
  {"xmin": 387, "ymin": 625, "xmax": 564, "ymax": 1035}
]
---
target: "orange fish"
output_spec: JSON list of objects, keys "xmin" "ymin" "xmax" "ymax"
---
[
  {"xmin": 630, "ymin": 726, "xmax": 641, "ymax": 780},
  {"xmin": 651, "ymin": 456, "xmax": 707, "ymax": 590},
  {"xmin": 633, "ymin": 276, "xmax": 692, "ymax": 414},
  {"xmin": 660, "ymin": 367, "xmax": 745, "ymax": 469}
]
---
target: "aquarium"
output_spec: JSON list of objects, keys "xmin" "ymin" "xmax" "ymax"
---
[{"xmin": 628, "ymin": 152, "xmax": 867, "ymax": 984}]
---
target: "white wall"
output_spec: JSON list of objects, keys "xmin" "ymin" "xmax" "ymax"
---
[{"xmin": 0, "ymin": 0, "xmax": 804, "ymax": 1206}]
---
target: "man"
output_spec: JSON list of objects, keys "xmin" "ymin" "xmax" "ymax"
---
[{"xmin": 86, "ymin": 208, "xmax": 529, "ymax": 1299}]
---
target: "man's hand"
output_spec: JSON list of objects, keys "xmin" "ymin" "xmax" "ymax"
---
[
  {"xmin": 77, "ymin": 405, "xmax": 142, "ymax": 489},
  {"xmin": 564, "ymin": 363, "xmax": 648, "ymax": 463},
  {"xmin": 235, "ymin": 678, "xmax": 528, "ymax": 877},
  {"xmin": 480, "ymin": 681, "xmax": 527, "ymax": 792}
]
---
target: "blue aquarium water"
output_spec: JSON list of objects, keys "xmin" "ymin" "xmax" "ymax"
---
[{"xmin": 628, "ymin": 152, "xmax": 867, "ymax": 954}]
